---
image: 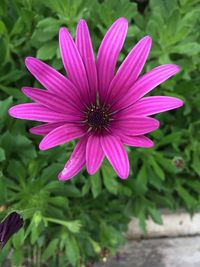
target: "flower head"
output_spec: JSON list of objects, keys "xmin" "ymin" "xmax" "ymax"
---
[
  {"xmin": 0, "ymin": 212, "xmax": 24, "ymax": 248},
  {"xmin": 9, "ymin": 18, "xmax": 183, "ymax": 180}
]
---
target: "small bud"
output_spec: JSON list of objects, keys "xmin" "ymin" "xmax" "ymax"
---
[
  {"xmin": 0, "ymin": 212, "xmax": 24, "ymax": 249},
  {"xmin": 173, "ymin": 157, "xmax": 185, "ymax": 170}
]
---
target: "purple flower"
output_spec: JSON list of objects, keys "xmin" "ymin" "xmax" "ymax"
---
[
  {"xmin": 9, "ymin": 18, "xmax": 183, "ymax": 180},
  {"xmin": 0, "ymin": 212, "xmax": 24, "ymax": 248}
]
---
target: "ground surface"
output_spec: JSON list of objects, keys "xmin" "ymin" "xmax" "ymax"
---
[{"xmin": 95, "ymin": 236, "xmax": 200, "ymax": 267}]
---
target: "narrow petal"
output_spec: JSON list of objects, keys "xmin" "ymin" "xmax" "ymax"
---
[
  {"xmin": 29, "ymin": 122, "xmax": 65, "ymax": 135},
  {"xmin": 113, "ymin": 64, "xmax": 180, "ymax": 110},
  {"xmin": 124, "ymin": 96, "xmax": 184, "ymax": 116},
  {"xmin": 59, "ymin": 27, "xmax": 90, "ymax": 103},
  {"xmin": 86, "ymin": 135, "xmax": 104, "ymax": 175},
  {"xmin": 76, "ymin": 19, "xmax": 97, "ymax": 103},
  {"xmin": 39, "ymin": 124, "xmax": 85, "ymax": 150},
  {"xmin": 96, "ymin": 18, "xmax": 128, "ymax": 103},
  {"xmin": 8, "ymin": 103, "xmax": 78, "ymax": 122},
  {"xmin": 58, "ymin": 137, "xmax": 87, "ymax": 181},
  {"xmin": 22, "ymin": 87, "xmax": 82, "ymax": 114},
  {"xmin": 120, "ymin": 135, "xmax": 154, "ymax": 147},
  {"xmin": 25, "ymin": 57, "xmax": 81, "ymax": 104},
  {"xmin": 106, "ymin": 36, "xmax": 152, "ymax": 104},
  {"xmin": 111, "ymin": 117, "xmax": 159, "ymax": 136},
  {"xmin": 101, "ymin": 135, "xmax": 129, "ymax": 179}
]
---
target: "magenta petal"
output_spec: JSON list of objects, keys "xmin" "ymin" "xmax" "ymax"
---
[
  {"xmin": 96, "ymin": 18, "xmax": 128, "ymax": 103},
  {"xmin": 101, "ymin": 135, "xmax": 129, "ymax": 179},
  {"xmin": 29, "ymin": 122, "xmax": 65, "ymax": 136},
  {"xmin": 25, "ymin": 57, "xmax": 81, "ymax": 103},
  {"xmin": 76, "ymin": 19, "xmax": 97, "ymax": 103},
  {"xmin": 39, "ymin": 124, "xmax": 85, "ymax": 150},
  {"xmin": 8, "ymin": 103, "xmax": 76, "ymax": 122},
  {"xmin": 58, "ymin": 137, "xmax": 87, "ymax": 181},
  {"xmin": 22, "ymin": 87, "xmax": 82, "ymax": 114},
  {"xmin": 125, "ymin": 96, "xmax": 184, "ymax": 116},
  {"xmin": 59, "ymin": 27, "xmax": 90, "ymax": 103},
  {"xmin": 111, "ymin": 117, "xmax": 159, "ymax": 136},
  {"xmin": 86, "ymin": 135, "xmax": 104, "ymax": 175},
  {"xmin": 121, "ymin": 135, "xmax": 154, "ymax": 147},
  {"xmin": 114, "ymin": 64, "xmax": 180, "ymax": 110},
  {"xmin": 106, "ymin": 36, "xmax": 152, "ymax": 104}
]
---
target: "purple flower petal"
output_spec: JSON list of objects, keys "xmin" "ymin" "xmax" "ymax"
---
[
  {"xmin": 39, "ymin": 124, "xmax": 86, "ymax": 150},
  {"xmin": 120, "ymin": 135, "xmax": 154, "ymax": 147},
  {"xmin": 29, "ymin": 122, "xmax": 65, "ymax": 135},
  {"xmin": 106, "ymin": 36, "xmax": 152, "ymax": 104},
  {"xmin": 8, "ymin": 103, "xmax": 78, "ymax": 122},
  {"xmin": 25, "ymin": 57, "xmax": 80, "ymax": 101},
  {"xmin": 125, "ymin": 96, "xmax": 184, "ymax": 116},
  {"xmin": 86, "ymin": 135, "xmax": 104, "ymax": 175},
  {"xmin": 96, "ymin": 18, "xmax": 128, "ymax": 103},
  {"xmin": 113, "ymin": 64, "xmax": 180, "ymax": 110},
  {"xmin": 58, "ymin": 137, "xmax": 87, "ymax": 181},
  {"xmin": 22, "ymin": 87, "xmax": 83, "ymax": 114},
  {"xmin": 59, "ymin": 27, "xmax": 90, "ymax": 104},
  {"xmin": 101, "ymin": 135, "xmax": 129, "ymax": 179},
  {"xmin": 76, "ymin": 19, "xmax": 98, "ymax": 103},
  {"xmin": 111, "ymin": 117, "xmax": 159, "ymax": 136}
]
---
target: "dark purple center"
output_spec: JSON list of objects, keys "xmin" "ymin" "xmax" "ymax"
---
[{"xmin": 86, "ymin": 105, "xmax": 110, "ymax": 130}]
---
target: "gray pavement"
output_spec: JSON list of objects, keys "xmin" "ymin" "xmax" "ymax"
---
[{"xmin": 95, "ymin": 236, "xmax": 200, "ymax": 267}]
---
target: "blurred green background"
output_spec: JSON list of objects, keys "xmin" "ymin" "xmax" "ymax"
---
[{"xmin": 0, "ymin": 0, "xmax": 200, "ymax": 266}]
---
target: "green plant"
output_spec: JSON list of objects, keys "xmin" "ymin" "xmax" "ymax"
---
[{"xmin": 0, "ymin": 0, "xmax": 200, "ymax": 266}]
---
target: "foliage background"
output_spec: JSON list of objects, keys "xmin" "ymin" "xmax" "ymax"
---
[{"xmin": 0, "ymin": 0, "xmax": 200, "ymax": 266}]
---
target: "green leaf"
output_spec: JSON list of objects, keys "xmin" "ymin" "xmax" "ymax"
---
[
  {"xmin": 172, "ymin": 42, "xmax": 200, "ymax": 56},
  {"xmin": 148, "ymin": 156, "xmax": 165, "ymax": 180},
  {"xmin": 102, "ymin": 164, "xmax": 118, "ymax": 194},
  {"xmin": 0, "ymin": 96, "xmax": 13, "ymax": 121},
  {"xmin": 12, "ymin": 229, "xmax": 25, "ymax": 249},
  {"xmin": 42, "ymin": 239, "xmax": 59, "ymax": 261},
  {"xmin": 176, "ymin": 186, "xmax": 198, "ymax": 210},
  {"xmin": 148, "ymin": 207, "xmax": 163, "ymax": 225},
  {"xmin": 66, "ymin": 235, "xmax": 80, "ymax": 266},
  {"xmin": 45, "ymin": 217, "xmax": 81, "ymax": 233},
  {"xmin": 36, "ymin": 42, "xmax": 58, "ymax": 60},
  {"xmin": 0, "ymin": 147, "xmax": 5, "ymax": 162},
  {"xmin": 90, "ymin": 171, "xmax": 102, "ymax": 198}
]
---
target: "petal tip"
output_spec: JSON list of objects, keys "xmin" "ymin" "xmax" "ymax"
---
[
  {"xmin": 144, "ymin": 35, "xmax": 152, "ymax": 44},
  {"xmin": 78, "ymin": 18, "xmax": 87, "ymax": 25},
  {"xmin": 8, "ymin": 107, "xmax": 14, "ymax": 117},
  {"xmin": 25, "ymin": 56, "xmax": 34, "ymax": 66},
  {"xmin": 58, "ymin": 169, "xmax": 73, "ymax": 181},
  {"xmin": 87, "ymin": 168, "xmax": 96, "ymax": 176},
  {"xmin": 59, "ymin": 27, "xmax": 67, "ymax": 35},
  {"xmin": 118, "ymin": 173, "xmax": 129, "ymax": 180},
  {"xmin": 38, "ymin": 141, "xmax": 46, "ymax": 151},
  {"xmin": 117, "ymin": 17, "xmax": 128, "ymax": 24}
]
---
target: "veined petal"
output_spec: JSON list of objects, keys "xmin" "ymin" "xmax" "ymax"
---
[
  {"xmin": 101, "ymin": 135, "xmax": 129, "ymax": 179},
  {"xmin": 106, "ymin": 36, "xmax": 152, "ymax": 104},
  {"xmin": 111, "ymin": 117, "xmax": 159, "ymax": 136},
  {"xmin": 113, "ymin": 64, "xmax": 180, "ymax": 110},
  {"xmin": 22, "ymin": 87, "xmax": 82, "ymax": 114},
  {"xmin": 8, "ymin": 103, "xmax": 77, "ymax": 122},
  {"xmin": 39, "ymin": 124, "xmax": 85, "ymax": 150},
  {"xmin": 76, "ymin": 19, "xmax": 97, "ymax": 103},
  {"xmin": 29, "ymin": 122, "xmax": 65, "ymax": 135},
  {"xmin": 59, "ymin": 27, "xmax": 90, "ymax": 103},
  {"xmin": 120, "ymin": 135, "xmax": 154, "ymax": 147},
  {"xmin": 25, "ymin": 57, "xmax": 81, "ymax": 104},
  {"xmin": 96, "ymin": 18, "xmax": 128, "ymax": 103},
  {"xmin": 86, "ymin": 135, "xmax": 104, "ymax": 175},
  {"xmin": 125, "ymin": 96, "xmax": 184, "ymax": 116},
  {"xmin": 58, "ymin": 137, "xmax": 87, "ymax": 181}
]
